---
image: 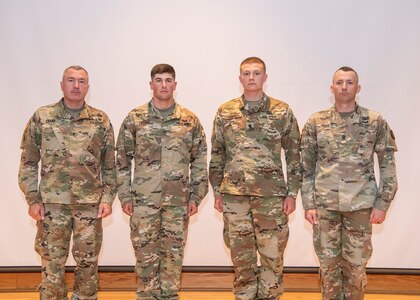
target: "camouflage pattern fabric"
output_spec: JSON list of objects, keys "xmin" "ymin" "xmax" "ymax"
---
[
  {"xmin": 301, "ymin": 104, "xmax": 398, "ymax": 300},
  {"xmin": 18, "ymin": 99, "xmax": 116, "ymax": 300},
  {"xmin": 116, "ymin": 101, "xmax": 208, "ymax": 207},
  {"xmin": 116, "ymin": 100, "xmax": 208, "ymax": 300},
  {"xmin": 35, "ymin": 203, "xmax": 103, "ymax": 300},
  {"xmin": 313, "ymin": 208, "xmax": 372, "ymax": 300},
  {"xmin": 130, "ymin": 204, "xmax": 189, "ymax": 300},
  {"xmin": 223, "ymin": 194, "xmax": 288, "ymax": 300},
  {"xmin": 19, "ymin": 99, "xmax": 117, "ymax": 205},
  {"xmin": 209, "ymin": 94, "xmax": 300, "ymax": 300},
  {"xmin": 301, "ymin": 104, "xmax": 398, "ymax": 212},
  {"xmin": 209, "ymin": 94, "xmax": 301, "ymax": 198}
]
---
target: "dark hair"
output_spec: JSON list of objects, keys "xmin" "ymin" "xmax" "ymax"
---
[
  {"xmin": 151, "ymin": 64, "xmax": 176, "ymax": 80},
  {"xmin": 334, "ymin": 66, "xmax": 358, "ymax": 82},
  {"xmin": 240, "ymin": 57, "xmax": 266, "ymax": 73}
]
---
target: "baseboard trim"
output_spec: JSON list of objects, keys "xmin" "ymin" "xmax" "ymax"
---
[{"xmin": 1, "ymin": 265, "xmax": 419, "ymax": 275}]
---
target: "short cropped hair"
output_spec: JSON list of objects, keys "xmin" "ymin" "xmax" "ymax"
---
[
  {"xmin": 240, "ymin": 57, "xmax": 266, "ymax": 73},
  {"xmin": 151, "ymin": 64, "xmax": 176, "ymax": 80},
  {"xmin": 63, "ymin": 65, "xmax": 89, "ymax": 80},
  {"xmin": 334, "ymin": 66, "xmax": 359, "ymax": 82}
]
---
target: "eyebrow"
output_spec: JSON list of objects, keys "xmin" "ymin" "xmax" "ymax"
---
[
  {"xmin": 154, "ymin": 76, "xmax": 173, "ymax": 80},
  {"xmin": 66, "ymin": 77, "xmax": 87, "ymax": 81}
]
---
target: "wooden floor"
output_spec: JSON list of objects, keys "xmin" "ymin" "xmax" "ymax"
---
[
  {"xmin": 2, "ymin": 272, "xmax": 420, "ymax": 294},
  {"xmin": 0, "ymin": 291, "xmax": 419, "ymax": 299},
  {"xmin": 1, "ymin": 271, "xmax": 419, "ymax": 299}
]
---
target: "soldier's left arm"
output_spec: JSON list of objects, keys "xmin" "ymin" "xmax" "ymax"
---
[
  {"xmin": 188, "ymin": 119, "xmax": 209, "ymax": 207},
  {"xmin": 373, "ymin": 116, "xmax": 398, "ymax": 212},
  {"xmin": 100, "ymin": 118, "xmax": 117, "ymax": 206},
  {"xmin": 281, "ymin": 107, "xmax": 302, "ymax": 199}
]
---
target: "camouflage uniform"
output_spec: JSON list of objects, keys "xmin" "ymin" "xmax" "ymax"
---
[
  {"xmin": 209, "ymin": 95, "xmax": 301, "ymax": 300},
  {"xmin": 116, "ymin": 101, "xmax": 208, "ymax": 300},
  {"xmin": 18, "ymin": 99, "xmax": 117, "ymax": 300},
  {"xmin": 301, "ymin": 104, "xmax": 398, "ymax": 300}
]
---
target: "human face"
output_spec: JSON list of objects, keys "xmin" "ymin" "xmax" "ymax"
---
[
  {"xmin": 150, "ymin": 72, "xmax": 177, "ymax": 102},
  {"xmin": 239, "ymin": 62, "xmax": 267, "ymax": 94},
  {"xmin": 330, "ymin": 70, "xmax": 361, "ymax": 104},
  {"xmin": 60, "ymin": 68, "xmax": 89, "ymax": 107}
]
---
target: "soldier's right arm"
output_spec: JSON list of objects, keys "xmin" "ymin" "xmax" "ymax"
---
[
  {"xmin": 18, "ymin": 112, "xmax": 42, "ymax": 205},
  {"xmin": 300, "ymin": 117, "xmax": 318, "ymax": 210},
  {"xmin": 116, "ymin": 115, "xmax": 136, "ymax": 207},
  {"xmin": 209, "ymin": 110, "xmax": 226, "ymax": 198}
]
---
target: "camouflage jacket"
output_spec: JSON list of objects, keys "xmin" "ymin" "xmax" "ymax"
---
[
  {"xmin": 301, "ymin": 104, "xmax": 398, "ymax": 212},
  {"xmin": 18, "ymin": 99, "xmax": 117, "ymax": 205},
  {"xmin": 116, "ymin": 101, "xmax": 208, "ymax": 207},
  {"xmin": 209, "ymin": 95, "xmax": 301, "ymax": 198}
]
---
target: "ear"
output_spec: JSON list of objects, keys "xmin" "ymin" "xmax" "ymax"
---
[{"xmin": 357, "ymin": 84, "xmax": 361, "ymax": 93}]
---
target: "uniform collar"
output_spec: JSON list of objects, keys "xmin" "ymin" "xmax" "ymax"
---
[
  {"xmin": 240, "ymin": 94, "xmax": 270, "ymax": 113},
  {"xmin": 55, "ymin": 98, "xmax": 91, "ymax": 120},
  {"xmin": 148, "ymin": 99, "xmax": 181, "ymax": 120},
  {"xmin": 330, "ymin": 103, "xmax": 363, "ymax": 125}
]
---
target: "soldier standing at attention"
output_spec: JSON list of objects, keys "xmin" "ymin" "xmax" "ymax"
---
[
  {"xmin": 18, "ymin": 65, "xmax": 117, "ymax": 300},
  {"xmin": 301, "ymin": 66, "xmax": 398, "ymax": 300},
  {"xmin": 209, "ymin": 57, "xmax": 301, "ymax": 300},
  {"xmin": 116, "ymin": 63, "xmax": 208, "ymax": 300}
]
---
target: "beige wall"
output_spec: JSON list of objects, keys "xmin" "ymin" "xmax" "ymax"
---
[{"xmin": 1, "ymin": 0, "xmax": 419, "ymax": 268}]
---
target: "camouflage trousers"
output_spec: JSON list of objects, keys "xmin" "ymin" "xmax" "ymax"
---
[
  {"xmin": 130, "ymin": 204, "xmax": 189, "ymax": 300},
  {"xmin": 35, "ymin": 203, "xmax": 102, "ymax": 300},
  {"xmin": 313, "ymin": 208, "xmax": 373, "ymax": 300},
  {"xmin": 222, "ymin": 194, "xmax": 289, "ymax": 300}
]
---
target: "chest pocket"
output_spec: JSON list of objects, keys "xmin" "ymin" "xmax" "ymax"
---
[
  {"xmin": 164, "ymin": 119, "xmax": 193, "ymax": 159},
  {"xmin": 316, "ymin": 125, "xmax": 339, "ymax": 162},
  {"xmin": 135, "ymin": 120, "xmax": 161, "ymax": 159},
  {"xmin": 40, "ymin": 122, "xmax": 66, "ymax": 159},
  {"xmin": 223, "ymin": 113, "xmax": 246, "ymax": 144},
  {"xmin": 353, "ymin": 125, "xmax": 376, "ymax": 160},
  {"xmin": 81, "ymin": 120, "xmax": 105, "ymax": 159},
  {"xmin": 257, "ymin": 113, "xmax": 284, "ymax": 145}
]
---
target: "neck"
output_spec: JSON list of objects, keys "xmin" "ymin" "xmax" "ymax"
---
[
  {"xmin": 63, "ymin": 98, "xmax": 84, "ymax": 110},
  {"xmin": 243, "ymin": 90, "xmax": 264, "ymax": 101},
  {"xmin": 153, "ymin": 98, "xmax": 175, "ymax": 110},
  {"xmin": 335, "ymin": 100, "xmax": 356, "ymax": 113}
]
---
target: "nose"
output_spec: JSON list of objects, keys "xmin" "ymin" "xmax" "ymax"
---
[{"xmin": 342, "ymin": 82, "xmax": 347, "ymax": 90}]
